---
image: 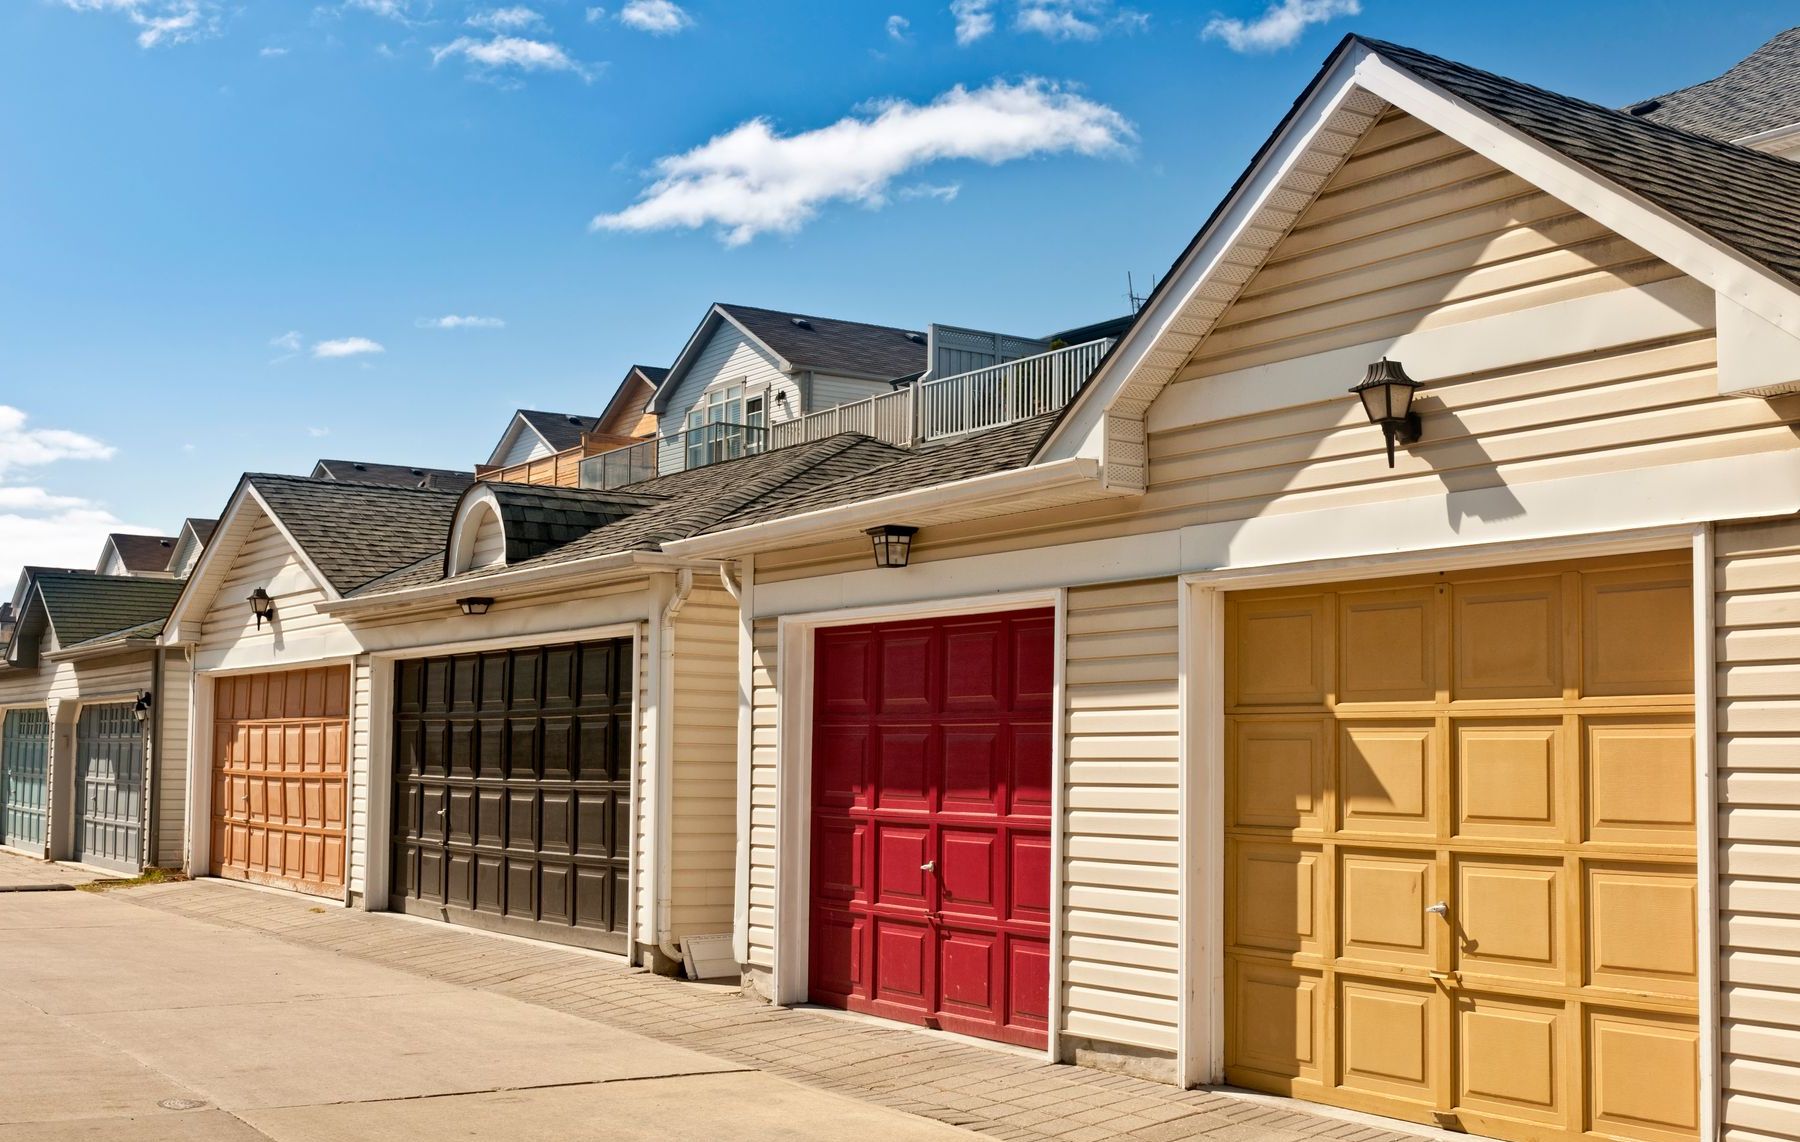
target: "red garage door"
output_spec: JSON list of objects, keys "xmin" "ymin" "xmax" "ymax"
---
[{"xmin": 810, "ymin": 608, "xmax": 1054, "ymax": 1049}]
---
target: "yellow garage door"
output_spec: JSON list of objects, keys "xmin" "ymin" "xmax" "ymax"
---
[{"xmin": 1224, "ymin": 553, "xmax": 1698, "ymax": 1142}]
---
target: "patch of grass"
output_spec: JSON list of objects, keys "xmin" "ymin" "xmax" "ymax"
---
[{"xmin": 77, "ymin": 867, "xmax": 189, "ymax": 893}]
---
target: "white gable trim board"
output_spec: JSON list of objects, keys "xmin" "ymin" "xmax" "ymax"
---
[
  {"xmin": 487, "ymin": 414, "xmax": 559, "ymax": 468},
  {"xmin": 1042, "ymin": 41, "xmax": 1800, "ymax": 487}
]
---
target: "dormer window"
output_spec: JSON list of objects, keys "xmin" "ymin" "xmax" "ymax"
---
[{"xmin": 447, "ymin": 487, "xmax": 509, "ymax": 576}]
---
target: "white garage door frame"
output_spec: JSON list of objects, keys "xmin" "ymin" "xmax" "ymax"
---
[{"xmin": 1176, "ymin": 522, "xmax": 1718, "ymax": 1141}]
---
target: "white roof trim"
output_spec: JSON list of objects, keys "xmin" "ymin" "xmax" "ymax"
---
[
  {"xmin": 651, "ymin": 305, "xmax": 796, "ymax": 416},
  {"xmin": 445, "ymin": 484, "xmax": 506, "ymax": 577},
  {"xmin": 319, "ymin": 550, "xmax": 703, "ymax": 615},
  {"xmin": 1040, "ymin": 41, "xmax": 1800, "ymax": 488},
  {"xmin": 161, "ymin": 482, "xmax": 339, "ymax": 644},
  {"xmin": 484, "ymin": 412, "xmax": 559, "ymax": 468}
]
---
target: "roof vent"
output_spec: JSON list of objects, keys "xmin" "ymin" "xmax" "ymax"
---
[
  {"xmin": 410, "ymin": 469, "xmax": 424, "ymax": 476},
  {"xmin": 159, "ymin": 539, "xmax": 172, "ymax": 547},
  {"xmin": 1627, "ymin": 99, "xmax": 1661, "ymax": 116},
  {"xmin": 567, "ymin": 415, "xmax": 583, "ymax": 425},
  {"xmin": 790, "ymin": 317, "xmax": 813, "ymax": 330},
  {"xmin": 905, "ymin": 331, "xmax": 925, "ymax": 344},
  {"xmin": 352, "ymin": 463, "xmax": 368, "ymax": 471}
]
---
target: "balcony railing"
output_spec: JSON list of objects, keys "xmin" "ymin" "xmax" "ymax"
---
[
  {"xmin": 918, "ymin": 337, "xmax": 1113, "ymax": 441},
  {"xmin": 578, "ymin": 338, "xmax": 1114, "ymax": 491},
  {"xmin": 580, "ymin": 422, "xmax": 767, "ymax": 490}
]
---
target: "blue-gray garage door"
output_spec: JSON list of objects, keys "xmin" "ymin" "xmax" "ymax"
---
[
  {"xmin": 1, "ymin": 709, "xmax": 49, "ymax": 851},
  {"xmin": 74, "ymin": 703, "xmax": 143, "ymax": 872}
]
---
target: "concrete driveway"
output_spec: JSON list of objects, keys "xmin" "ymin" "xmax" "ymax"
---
[{"xmin": 0, "ymin": 889, "xmax": 971, "ymax": 1141}]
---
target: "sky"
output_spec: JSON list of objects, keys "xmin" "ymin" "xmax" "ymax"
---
[{"xmin": 0, "ymin": 0, "xmax": 1793, "ymax": 590}]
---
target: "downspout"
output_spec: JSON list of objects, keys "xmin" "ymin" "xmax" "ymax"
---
[
  {"xmin": 655, "ymin": 567, "xmax": 694, "ymax": 968},
  {"xmin": 718, "ymin": 557, "xmax": 753, "ymax": 966},
  {"xmin": 146, "ymin": 645, "xmax": 165, "ymax": 869}
]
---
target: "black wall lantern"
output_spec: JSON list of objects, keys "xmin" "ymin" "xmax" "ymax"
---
[
  {"xmin": 456, "ymin": 596, "xmax": 495, "ymax": 616},
  {"xmin": 866, "ymin": 525, "xmax": 918, "ymax": 569},
  {"xmin": 132, "ymin": 690, "xmax": 153, "ymax": 724},
  {"xmin": 1350, "ymin": 357, "xmax": 1423, "ymax": 468},
  {"xmin": 247, "ymin": 587, "xmax": 276, "ymax": 630}
]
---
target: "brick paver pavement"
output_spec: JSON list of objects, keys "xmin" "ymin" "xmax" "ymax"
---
[{"xmin": 115, "ymin": 880, "xmax": 1430, "ymax": 1142}]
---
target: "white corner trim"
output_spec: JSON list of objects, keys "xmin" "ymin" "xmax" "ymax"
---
[
  {"xmin": 1038, "ymin": 43, "xmax": 1381, "ymax": 467},
  {"xmin": 1691, "ymin": 522, "xmax": 1721, "ymax": 1142},
  {"xmin": 662, "ymin": 456, "xmax": 1111, "ymax": 559}
]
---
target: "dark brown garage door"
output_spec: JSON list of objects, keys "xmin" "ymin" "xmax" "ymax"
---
[{"xmin": 391, "ymin": 638, "xmax": 633, "ymax": 952}]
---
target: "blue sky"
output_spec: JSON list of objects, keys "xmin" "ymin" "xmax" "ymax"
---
[{"xmin": 0, "ymin": 0, "xmax": 1792, "ymax": 586}]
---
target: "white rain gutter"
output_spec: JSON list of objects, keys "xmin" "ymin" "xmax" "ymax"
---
[
  {"xmin": 660, "ymin": 456, "xmax": 1114, "ymax": 560},
  {"xmin": 653, "ymin": 566, "xmax": 695, "ymax": 967},
  {"xmin": 317, "ymin": 551, "xmax": 714, "ymax": 617}
]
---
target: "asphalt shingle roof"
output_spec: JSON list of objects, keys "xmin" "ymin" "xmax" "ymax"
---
[
  {"xmin": 1628, "ymin": 27, "xmax": 1800, "ymax": 141},
  {"xmin": 105, "ymin": 533, "xmax": 178, "ymax": 573},
  {"xmin": 517, "ymin": 410, "xmax": 603, "ymax": 453},
  {"xmin": 1364, "ymin": 36, "xmax": 1800, "ymax": 292},
  {"xmin": 720, "ymin": 304, "xmax": 926, "ymax": 381},
  {"xmin": 247, "ymin": 473, "xmax": 463, "ymax": 594},
  {"xmin": 485, "ymin": 484, "xmax": 659, "ymax": 564},
  {"xmin": 183, "ymin": 518, "xmax": 219, "ymax": 545},
  {"xmin": 354, "ymin": 413, "xmax": 1062, "ymax": 598},
  {"xmin": 313, "ymin": 459, "xmax": 474, "ymax": 491},
  {"xmin": 34, "ymin": 572, "xmax": 187, "ymax": 647}
]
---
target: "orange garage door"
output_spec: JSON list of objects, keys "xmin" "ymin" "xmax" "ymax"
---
[
  {"xmin": 211, "ymin": 666, "xmax": 350, "ymax": 897},
  {"xmin": 1224, "ymin": 553, "xmax": 1698, "ymax": 1142}
]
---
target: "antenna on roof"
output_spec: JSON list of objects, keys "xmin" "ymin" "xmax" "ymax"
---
[{"xmin": 1127, "ymin": 271, "xmax": 1157, "ymax": 314}]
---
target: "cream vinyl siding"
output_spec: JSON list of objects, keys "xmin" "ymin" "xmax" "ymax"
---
[
  {"xmin": 1062, "ymin": 580, "xmax": 1181, "ymax": 1058},
  {"xmin": 665, "ymin": 323, "xmax": 796, "ymax": 428},
  {"xmin": 745, "ymin": 617, "xmax": 779, "ymax": 978},
  {"xmin": 1716, "ymin": 517, "xmax": 1800, "ymax": 1142},
  {"xmin": 669, "ymin": 583, "xmax": 738, "ymax": 940},
  {"xmin": 468, "ymin": 510, "xmax": 505, "ymax": 570},
  {"xmin": 196, "ymin": 509, "xmax": 369, "ymax": 896},
  {"xmin": 751, "ymin": 112, "xmax": 1791, "ymax": 587}
]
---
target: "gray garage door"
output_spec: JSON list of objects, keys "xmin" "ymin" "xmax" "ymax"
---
[
  {"xmin": 1, "ymin": 709, "xmax": 49, "ymax": 851},
  {"xmin": 74, "ymin": 703, "xmax": 143, "ymax": 872}
]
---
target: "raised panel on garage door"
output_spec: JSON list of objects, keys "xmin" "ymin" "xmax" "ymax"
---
[
  {"xmin": 1223, "ymin": 555, "xmax": 1697, "ymax": 1142},
  {"xmin": 211, "ymin": 667, "xmax": 350, "ymax": 897},
  {"xmin": 1, "ymin": 709, "xmax": 49, "ymax": 852},
  {"xmin": 391, "ymin": 639, "xmax": 631, "ymax": 953},
  {"xmin": 74, "ymin": 703, "xmax": 143, "ymax": 873},
  {"xmin": 809, "ymin": 608, "xmax": 1053, "ymax": 1049}
]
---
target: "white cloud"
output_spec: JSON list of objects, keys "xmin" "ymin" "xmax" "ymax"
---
[
  {"xmin": 885, "ymin": 14, "xmax": 911, "ymax": 42},
  {"xmin": 618, "ymin": 0, "xmax": 691, "ymax": 34},
  {"xmin": 585, "ymin": 6, "xmax": 606, "ymax": 21},
  {"xmin": 594, "ymin": 77, "xmax": 1132, "ymax": 246},
  {"xmin": 950, "ymin": 0, "xmax": 994, "ymax": 44},
  {"xmin": 0, "ymin": 497, "xmax": 152, "ymax": 593},
  {"xmin": 467, "ymin": 5, "xmax": 542, "ymax": 31},
  {"xmin": 340, "ymin": 0, "xmax": 428, "ymax": 22},
  {"xmin": 312, "ymin": 337, "xmax": 385, "ymax": 358},
  {"xmin": 1202, "ymin": 0, "xmax": 1358, "ymax": 52},
  {"xmin": 1015, "ymin": 0, "xmax": 1146, "ymax": 40},
  {"xmin": 432, "ymin": 34, "xmax": 589, "ymax": 78},
  {"xmin": 270, "ymin": 330, "xmax": 303, "ymax": 352},
  {"xmin": 0, "ymin": 408, "xmax": 131, "ymax": 590},
  {"xmin": 0, "ymin": 407, "xmax": 115, "ymax": 476},
  {"xmin": 55, "ymin": 0, "xmax": 219, "ymax": 48},
  {"xmin": 416, "ymin": 314, "xmax": 506, "ymax": 329},
  {"xmin": 898, "ymin": 182, "xmax": 961, "ymax": 201},
  {"xmin": 305, "ymin": 427, "xmax": 332, "ymax": 438},
  {"xmin": 259, "ymin": 45, "xmax": 289, "ymax": 56}
]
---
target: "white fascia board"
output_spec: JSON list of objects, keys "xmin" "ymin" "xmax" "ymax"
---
[
  {"xmin": 1717, "ymin": 293, "xmax": 1800, "ymax": 396},
  {"xmin": 1036, "ymin": 43, "xmax": 1378, "ymax": 466},
  {"xmin": 1734, "ymin": 120, "xmax": 1800, "ymax": 153},
  {"xmin": 1354, "ymin": 54, "xmax": 1800, "ymax": 339},
  {"xmin": 163, "ymin": 483, "xmax": 339, "ymax": 645},
  {"xmin": 713, "ymin": 308, "xmax": 798, "ymax": 375},
  {"xmin": 245, "ymin": 485, "xmax": 342, "ymax": 604},
  {"xmin": 660, "ymin": 456, "xmax": 1114, "ymax": 559},
  {"xmin": 318, "ymin": 550, "xmax": 705, "ymax": 617},
  {"xmin": 46, "ymin": 638, "xmax": 156, "ymax": 664}
]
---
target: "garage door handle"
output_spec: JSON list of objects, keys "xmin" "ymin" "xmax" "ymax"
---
[
  {"xmin": 1425, "ymin": 901, "xmax": 1448, "ymax": 917},
  {"xmin": 920, "ymin": 861, "xmax": 936, "ymax": 872}
]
